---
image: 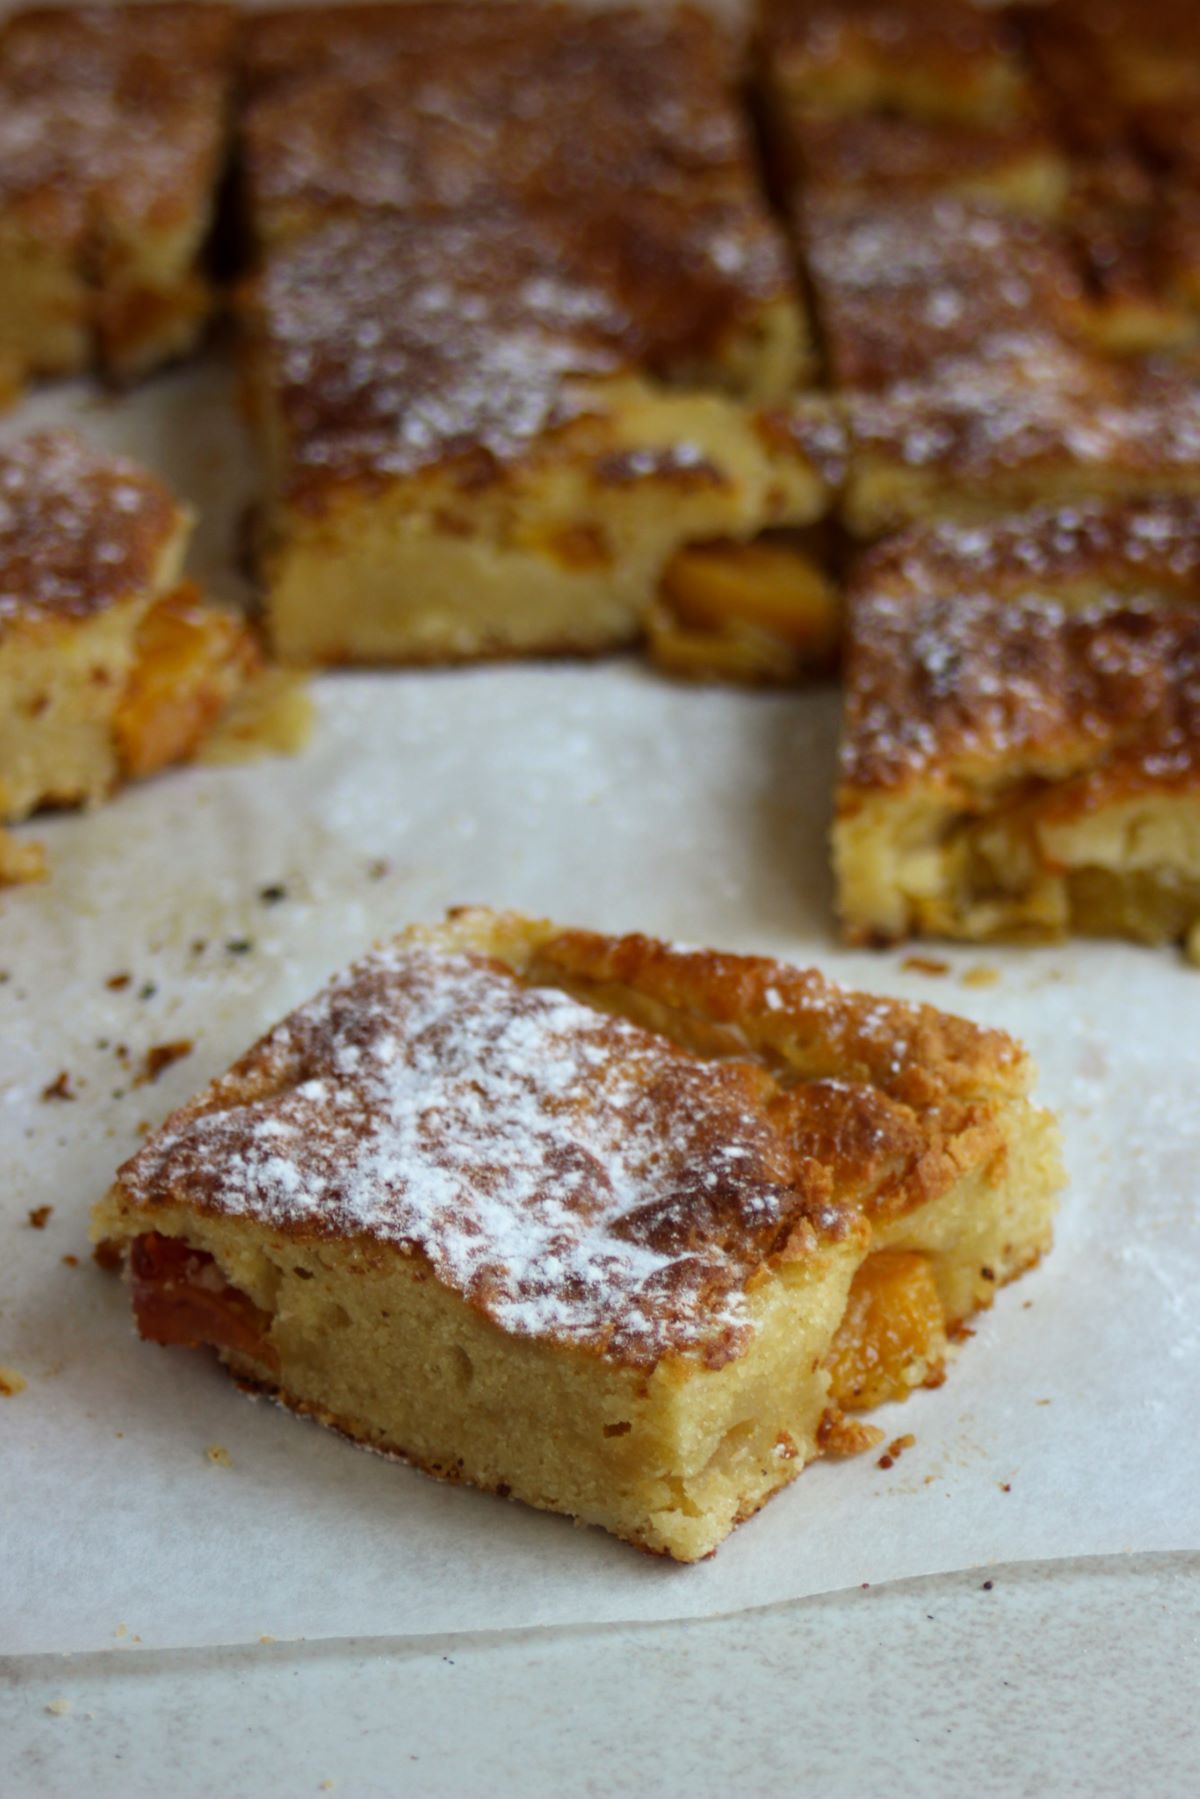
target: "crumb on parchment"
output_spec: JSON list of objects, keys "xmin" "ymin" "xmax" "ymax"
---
[
  {"xmin": 206, "ymin": 1444, "xmax": 232, "ymax": 1468},
  {"xmin": 901, "ymin": 955, "xmax": 948, "ymax": 976},
  {"xmin": 0, "ymin": 1366, "xmax": 27, "ymax": 1396},
  {"xmin": 0, "ymin": 829, "xmax": 46, "ymax": 886},
  {"xmin": 133, "ymin": 1039, "xmax": 193, "ymax": 1087},
  {"xmin": 819, "ymin": 1409, "xmax": 885, "ymax": 1458}
]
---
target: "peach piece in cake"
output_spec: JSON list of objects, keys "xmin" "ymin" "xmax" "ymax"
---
[
  {"xmin": 836, "ymin": 499, "xmax": 1200, "ymax": 945},
  {"xmin": 92, "ymin": 909, "xmax": 1062, "ymax": 1562},
  {"xmin": 647, "ymin": 533, "xmax": 841, "ymax": 684},
  {"xmin": 241, "ymin": 212, "xmax": 840, "ymax": 667}
]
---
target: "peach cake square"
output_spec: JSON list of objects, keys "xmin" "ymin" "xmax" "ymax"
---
[
  {"xmin": 0, "ymin": 3, "xmax": 236, "ymax": 399},
  {"xmin": 0, "ymin": 428, "xmax": 261, "ymax": 880},
  {"xmin": 837, "ymin": 497, "xmax": 1200, "ymax": 947},
  {"xmin": 241, "ymin": 210, "xmax": 842, "ymax": 667},
  {"xmin": 93, "ymin": 909, "xmax": 1062, "ymax": 1561}
]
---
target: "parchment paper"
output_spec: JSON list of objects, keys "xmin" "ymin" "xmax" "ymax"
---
[{"xmin": 2, "ymin": 359, "xmax": 1198, "ymax": 1657}]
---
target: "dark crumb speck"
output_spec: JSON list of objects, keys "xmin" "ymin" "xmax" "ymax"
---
[
  {"xmin": 877, "ymin": 1433, "xmax": 915, "ymax": 1470},
  {"xmin": 133, "ymin": 1040, "xmax": 193, "ymax": 1087},
  {"xmin": 367, "ymin": 858, "xmax": 392, "ymax": 881},
  {"xmin": 62, "ymin": 1254, "xmax": 78, "ymax": 1268},
  {"xmin": 191, "ymin": 938, "xmax": 208, "ymax": 956},
  {"xmin": 225, "ymin": 938, "xmax": 254, "ymax": 955},
  {"xmin": 41, "ymin": 1072, "xmax": 76, "ymax": 1103},
  {"xmin": 981, "ymin": 1580, "xmax": 994, "ymax": 1592},
  {"xmin": 105, "ymin": 973, "xmax": 131, "ymax": 991},
  {"xmin": 27, "ymin": 1205, "xmax": 52, "ymax": 1229},
  {"xmin": 138, "ymin": 982, "xmax": 157, "ymax": 1002},
  {"xmin": 258, "ymin": 883, "xmax": 288, "ymax": 905},
  {"xmin": 0, "ymin": 970, "xmax": 9, "ymax": 983},
  {"xmin": 1000, "ymin": 1482, "xmax": 1012, "ymax": 1493}
]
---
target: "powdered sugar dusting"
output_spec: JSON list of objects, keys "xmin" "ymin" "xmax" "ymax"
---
[
  {"xmin": 120, "ymin": 947, "xmax": 810, "ymax": 1366},
  {"xmin": 0, "ymin": 431, "xmax": 177, "ymax": 629},
  {"xmin": 842, "ymin": 498, "xmax": 1200, "ymax": 789}
]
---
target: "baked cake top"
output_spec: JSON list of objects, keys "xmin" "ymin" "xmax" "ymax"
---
[
  {"xmin": 777, "ymin": 107, "xmax": 1062, "ymax": 204},
  {"xmin": 241, "ymin": 2, "xmax": 798, "ymax": 401},
  {"xmin": 248, "ymin": 208, "xmax": 793, "ymax": 502},
  {"xmin": 861, "ymin": 496, "xmax": 1200, "ymax": 602},
  {"xmin": 763, "ymin": 0, "xmax": 1027, "ymax": 123},
  {"xmin": 0, "ymin": 431, "xmax": 181, "ymax": 633},
  {"xmin": 803, "ymin": 196, "xmax": 1087, "ymax": 391},
  {"xmin": 240, "ymin": 2, "xmax": 563, "ymax": 98},
  {"xmin": 242, "ymin": 3, "xmax": 751, "ymax": 224},
  {"xmin": 0, "ymin": 3, "xmax": 235, "ymax": 234},
  {"xmin": 844, "ymin": 342, "xmax": 1200, "ymax": 482},
  {"xmin": 842, "ymin": 500, "xmax": 1200, "ymax": 794},
  {"xmin": 113, "ymin": 919, "xmax": 1029, "ymax": 1368},
  {"xmin": 246, "ymin": 213, "xmax": 633, "ymax": 500},
  {"xmin": 1023, "ymin": 0, "xmax": 1200, "ymax": 111}
]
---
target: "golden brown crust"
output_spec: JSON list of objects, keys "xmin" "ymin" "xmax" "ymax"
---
[
  {"xmin": 529, "ymin": 924, "xmax": 1027, "ymax": 1106},
  {"xmin": 240, "ymin": 3, "xmax": 569, "ymax": 100},
  {"xmin": 240, "ymin": 3, "xmax": 801, "ymax": 422},
  {"xmin": 241, "ymin": 3, "xmax": 752, "ymax": 232},
  {"xmin": 244, "ymin": 210, "xmax": 797, "ymax": 507},
  {"xmin": 841, "ymin": 342, "xmax": 1200, "ymax": 521},
  {"xmin": 243, "ymin": 212, "xmax": 633, "ymax": 506},
  {"xmin": 840, "ymin": 499, "xmax": 1200, "ymax": 801},
  {"xmin": 0, "ymin": 4, "xmax": 235, "ymax": 236},
  {"xmin": 106, "ymin": 913, "xmax": 1031, "ymax": 1369},
  {"xmin": 777, "ymin": 106, "xmax": 1063, "ymax": 208},
  {"xmin": 762, "ymin": 0, "xmax": 1028, "ymax": 123},
  {"xmin": 802, "ymin": 195, "xmax": 1089, "ymax": 393},
  {"xmin": 1018, "ymin": 0, "xmax": 1200, "ymax": 342},
  {"xmin": 0, "ymin": 430, "xmax": 183, "ymax": 634},
  {"xmin": 223, "ymin": 1364, "xmax": 679, "ymax": 1559}
]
